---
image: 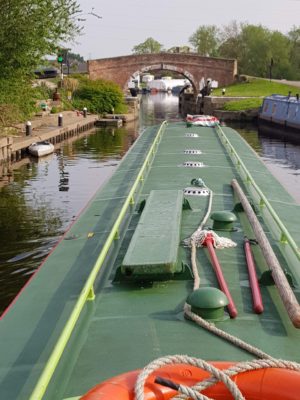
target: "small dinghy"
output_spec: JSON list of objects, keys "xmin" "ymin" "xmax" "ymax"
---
[{"xmin": 28, "ymin": 141, "xmax": 54, "ymax": 157}]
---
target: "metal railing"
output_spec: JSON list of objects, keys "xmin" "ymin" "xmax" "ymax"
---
[
  {"xmin": 215, "ymin": 124, "xmax": 300, "ymax": 264},
  {"xmin": 29, "ymin": 121, "xmax": 168, "ymax": 400}
]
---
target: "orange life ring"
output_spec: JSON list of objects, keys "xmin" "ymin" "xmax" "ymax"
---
[{"xmin": 81, "ymin": 361, "xmax": 300, "ymax": 400}]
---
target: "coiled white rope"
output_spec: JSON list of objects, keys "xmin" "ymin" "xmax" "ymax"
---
[
  {"xmin": 184, "ymin": 185, "xmax": 236, "ymax": 250},
  {"xmin": 134, "ymin": 355, "xmax": 300, "ymax": 400}
]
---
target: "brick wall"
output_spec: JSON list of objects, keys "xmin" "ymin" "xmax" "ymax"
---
[{"xmin": 88, "ymin": 53, "xmax": 237, "ymax": 93}]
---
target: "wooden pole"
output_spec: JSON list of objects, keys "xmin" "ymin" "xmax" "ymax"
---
[
  {"xmin": 244, "ymin": 237, "xmax": 264, "ymax": 314},
  {"xmin": 231, "ymin": 179, "xmax": 300, "ymax": 328},
  {"xmin": 205, "ymin": 234, "xmax": 238, "ymax": 318}
]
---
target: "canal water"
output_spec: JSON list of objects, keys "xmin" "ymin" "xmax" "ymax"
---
[{"xmin": 0, "ymin": 93, "xmax": 300, "ymax": 315}]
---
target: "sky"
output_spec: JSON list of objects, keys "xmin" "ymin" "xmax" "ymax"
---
[{"xmin": 67, "ymin": 0, "xmax": 300, "ymax": 60}]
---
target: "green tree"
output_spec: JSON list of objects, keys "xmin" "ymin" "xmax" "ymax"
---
[
  {"xmin": 132, "ymin": 37, "xmax": 164, "ymax": 54},
  {"xmin": 0, "ymin": 0, "xmax": 81, "ymax": 78},
  {"xmin": 219, "ymin": 22, "xmax": 294, "ymax": 79},
  {"xmin": 237, "ymin": 24, "xmax": 271, "ymax": 77},
  {"xmin": 219, "ymin": 21, "xmax": 243, "ymax": 60},
  {"xmin": 68, "ymin": 52, "xmax": 85, "ymax": 63},
  {"xmin": 288, "ymin": 26, "xmax": 300, "ymax": 79},
  {"xmin": 268, "ymin": 31, "xmax": 292, "ymax": 79},
  {"xmin": 0, "ymin": 0, "xmax": 82, "ymax": 125},
  {"xmin": 189, "ymin": 25, "xmax": 220, "ymax": 56}
]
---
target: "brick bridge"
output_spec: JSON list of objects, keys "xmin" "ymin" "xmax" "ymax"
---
[{"xmin": 88, "ymin": 53, "xmax": 237, "ymax": 94}]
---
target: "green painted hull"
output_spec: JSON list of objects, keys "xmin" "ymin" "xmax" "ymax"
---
[{"xmin": 1, "ymin": 122, "xmax": 300, "ymax": 399}]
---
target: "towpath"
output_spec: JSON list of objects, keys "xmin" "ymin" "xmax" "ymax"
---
[{"xmin": 11, "ymin": 111, "xmax": 98, "ymax": 154}]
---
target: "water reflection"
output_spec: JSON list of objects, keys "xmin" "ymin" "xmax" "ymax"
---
[
  {"xmin": 0, "ymin": 126, "xmax": 137, "ymax": 315},
  {"xmin": 139, "ymin": 92, "xmax": 181, "ymax": 127},
  {"xmin": 229, "ymin": 122, "xmax": 300, "ymax": 203}
]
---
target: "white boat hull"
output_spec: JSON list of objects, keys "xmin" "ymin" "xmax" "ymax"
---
[{"xmin": 28, "ymin": 141, "xmax": 54, "ymax": 157}]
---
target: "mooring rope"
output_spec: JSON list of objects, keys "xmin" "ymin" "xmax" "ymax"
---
[{"xmin": 184, "ymin": 181, "xmax": 273, "ymax": 361}]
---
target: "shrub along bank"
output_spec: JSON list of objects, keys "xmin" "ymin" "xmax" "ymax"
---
[
  {"xmin": 70, "ymin": 76, "xmax": 127, "ymax": 114},
  {"xmin": 0, "ymin": 75, "xmax": 127, "ymax": 134}
]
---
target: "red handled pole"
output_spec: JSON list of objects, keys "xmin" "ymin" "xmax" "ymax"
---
[
  {"xmin": 244, "ymin": 237, "xmax": 264, "ymax": 314},
  {"xmin": 204, "ymin": 233, "xmax": 238, "ymax": 318}
]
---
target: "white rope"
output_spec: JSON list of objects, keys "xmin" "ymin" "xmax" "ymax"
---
[
  {"xmin": 191, "ymin": 229, "xmax": 237, "ymax": 249},
  {"xmin": 184, "ymin": 304, "xmax": 272, "ymax": 359},
  {"xmin": 184, "ymin": 180, "xmax": 272, "ymax": 360},
  {"xmin": 134, "ymin": 355, "xmax": 300, "ymax": 400},
  {"xmin": 175, "ymin": 358, "xmax": 300, "ymax": 399},
  {"xmin": 134, "ymin": 355, "xmax": 245, "ymax": 400},
  {"xmin": 184, "ymin": 185, "xmax": 236, "ymax": 250}
]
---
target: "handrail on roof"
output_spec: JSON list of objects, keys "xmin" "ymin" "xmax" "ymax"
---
[
  {"xmin": 29, "ymin": 121, "xmax": 168, "ymax": 400},
  {"xmin": 215, "ymin": 124, "xmax": 300, "ymax": 264}
]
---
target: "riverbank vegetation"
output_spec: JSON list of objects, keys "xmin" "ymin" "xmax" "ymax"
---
[
  {"xmin": 69, "ymin": 76, "xmax": 127, "ymax": 114},
  {"xmin": 0, "ymin": 1, "xmax": 126, "ymax": 129}
]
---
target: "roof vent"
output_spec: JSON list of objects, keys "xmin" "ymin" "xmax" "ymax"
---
[
  {"xmin": 185, "ymin": 133, "xmax": 199, "ymax": 138},
  {"xmin": 181, "ymin": 161, "xmax": 205, "ymax": 168},
  {"xmin": 184, "ymin": 149, "xmax": 202, "ymax": 154},
  {"xmin": 184, "ymin": 187, "xmax": 210, "ymax": 196}
]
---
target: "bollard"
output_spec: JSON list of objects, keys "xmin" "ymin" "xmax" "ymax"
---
[
  {"xmin": 222, "ymin": 88, "xmax": 226, "ymax": 96},
  {"xmin": 26, "ymin": 121, "xmax": 32, "ymax": 136},
  {"xmin": 58, "ymin": 113, "xmax": 63, "ymax": 127},
  {"xmin": 83, "ymin": 107, "xmax": 87, "ymax": 118}
]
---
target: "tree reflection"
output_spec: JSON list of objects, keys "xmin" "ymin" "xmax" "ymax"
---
[{"xmin": 0, "ymin": 164, "xmax": 63, "ymax": 315}]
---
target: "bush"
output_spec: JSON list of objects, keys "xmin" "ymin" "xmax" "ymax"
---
[
  {"xmin": 0, "ymin": 76, "xmax": 39, "ymax": 125},
  {"xmin": 50, "ymin": 106, "xmax": 59, "ymax": 114},
  {"xmin": 72, "ymin": 78, "xmax": 126, "ymax": 114}
]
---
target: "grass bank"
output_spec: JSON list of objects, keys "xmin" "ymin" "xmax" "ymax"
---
[{"xmin": 212, "ymin": 78, "xmax": 299, "ymax": 111}]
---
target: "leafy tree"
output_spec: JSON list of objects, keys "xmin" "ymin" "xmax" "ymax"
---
[
  {"xmin": 132, "ymin": 38, "xmax": 164, "ymax": 54},
  {"xmin": 189, "ymin": 25, "xmax": 220, "ymax": 56},
  {"xmin": 0, "ymin": 0, "xmax": 81, "ymax": 79},
  {"xmin": 268, "ymin": 31, "xmax": 292, "ymax": 79},
  {"xmin": 288, "ymin": 26, "xmax": 300, "ymax": 79},
  {"xmin": 219, "ymin": 21, "xmax": 243, "ymax": 60},
  {"xmin": 68, "ymin": 52, "xmax": 85, "ymax": 63},
  {"xmin": 237, "ymin": 25, "xmax": 271, "ymax": 77},
  {"xmin": 0, "ymin": 0, "xmax": 81, "ymax": 125}
]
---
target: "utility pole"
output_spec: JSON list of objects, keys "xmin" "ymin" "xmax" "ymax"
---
[{"xmin": 269, "ymin": 58, "xmax": 274, "ymax": 82}]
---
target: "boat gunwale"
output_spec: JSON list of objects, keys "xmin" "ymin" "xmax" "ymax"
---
[{"xmin": 215, "ymin": 124, "xmax": 300, "ymax": 264}]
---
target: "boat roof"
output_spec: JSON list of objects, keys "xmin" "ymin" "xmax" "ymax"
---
[
  {"xmin": 264, "ymin": 94, "xmax": 300, "ymax": 102},
  {"xmin": 1, "ymin": 122, "xmax": 300, "ymax": 399}
]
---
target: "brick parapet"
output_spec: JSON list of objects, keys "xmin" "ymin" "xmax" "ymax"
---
[{"xmin": 88, "ymin": 53, "xmax": 237, "ymax": 92}]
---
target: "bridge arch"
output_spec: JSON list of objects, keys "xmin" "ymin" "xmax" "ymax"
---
[
  {"xmin": 127, "ymin": 64, "xmax": 197, "ymax": 92},
  {"xmin": 88, "ymin": 53, "xmax": 237, "ymax": 94}
]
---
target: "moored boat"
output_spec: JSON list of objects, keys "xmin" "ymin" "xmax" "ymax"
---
[
  {"xmin": 259, "ymin": 93, "xmax": 300, "ymax": 131},
  {"xmin": 28, "ymin": 141, "xmax": 54, "ymax": 157},
  {"xmin": 1, "ymin": 119, "xmax": 300, "ymax": 399}
]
